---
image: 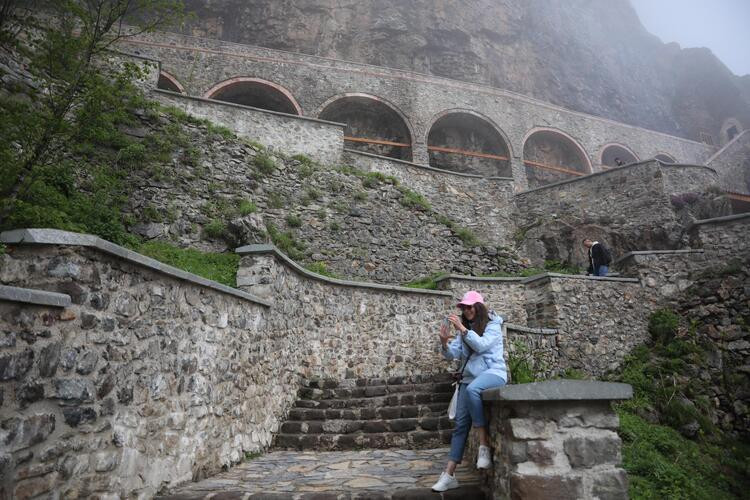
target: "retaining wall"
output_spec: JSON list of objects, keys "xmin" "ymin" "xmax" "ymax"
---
[
  {"xmin": 343, "ymin": 149, "xmax": 516, "ymax": 246},
  {"xmin": 152, "ymin": 89, "xmax": 345, "ymax": 165},
  {"xmin": 0, "ymin": 230, "xmax": 275, "ymax": 498}
]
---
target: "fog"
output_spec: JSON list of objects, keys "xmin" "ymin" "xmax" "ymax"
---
[{"xmin": 630, "ymin": 0, "xmax": 750, "ymax": 76}]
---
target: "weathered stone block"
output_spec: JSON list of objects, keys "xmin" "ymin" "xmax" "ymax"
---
[
  {"xmin": 510, "ymin": 473, "xmax": 583, "ymax": 500},
  {"xmin": 508, "ymin": 418, "xmax": 556, "ymax": 440},
  {"xmin": 563, "ymin": 434, "xmax": 621, "ymax": 468},
  {"xmin": 592, "ymin": 469, "xmax": 629, "ymax": 500},
  {"xmin": 526, "ymin": 440, "xmax": 557, "ymax": 465},
  {"xmin": 0, "ymin": 349, "xmax": 34, "ymax": 380},
  {"xmin": 54, "ymin": 378, "xmax": 95, "ymax": 403},
  {"xmin": 2, "ymin": 414, "xmax": 55, "ymax": 451}
]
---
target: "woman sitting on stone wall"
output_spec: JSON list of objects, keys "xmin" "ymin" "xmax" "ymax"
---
[{"xmin": 432, "ymin": 290, "xmax": 507, "ymax": 492}]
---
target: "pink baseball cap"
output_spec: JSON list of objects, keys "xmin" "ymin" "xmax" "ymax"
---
[{"xmin": 457, "ymin": 291, "xmax": 484, "ymax": 307}]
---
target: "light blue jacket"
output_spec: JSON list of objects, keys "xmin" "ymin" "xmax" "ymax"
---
[{"xmin": 442, "ymin": 312, "xmax": 507, "ymax": 384}]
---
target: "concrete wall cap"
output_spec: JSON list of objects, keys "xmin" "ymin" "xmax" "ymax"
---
[
  {"xmin": 614, "ymin": 249, "xmax": 705, "ymax": 266},
  {"xmin": 515, "ymin": 161, "xmax": 716, "ymax": 197},
  {"xmin": 436, "ymin": 274, "xmax": 525, "ymax": 283},
  {"xmin": 236, "ymin": 244, "xmax": 453, "ymax": 297},
  {"xmin": 521, "ymin": 273, "xmax": 640, "ymax": 285},
  {"xmin": 0, "ymin": 284, "xmax": 72, "ymax": 308},
  {"xmin": 1, "ymin": 228, "xmax": 271, "ymax": 307},
  {"xmin": 344, "ymin": 149, "xmax": 515, "ymax": 182},
  {"xmin": 482, "ymin": 380, "xmax": 633, "ymax": 402},
  {"xmin": 689, "ymin": 212, "xmax": 750, "ymax": 228},
  {"xmin": 153, "ymin": 88, "xmax": 347, "ymax": 128}
]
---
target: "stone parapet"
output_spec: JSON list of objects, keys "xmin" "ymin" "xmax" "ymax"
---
[
  {"xmin": 478, "ymin": 380, "xmax": 632, "ymax": 500},
  {"xmin": 152, "ymin": 89, "xmax": 345, "ymax": 165},
  {"xmin": 706, "ymin": 129, "xmax": 750, "ymax": 195},
  {"xmin": 688, "ymin": 213, "xmax": 750, "ymax": 262},
  {"xmin": 0, "ymin": 231, "xmax": 275, "ymax": 498},
  {"xmin": 343, "ymin": 149, "xmax": 517, "ymax": 247}
]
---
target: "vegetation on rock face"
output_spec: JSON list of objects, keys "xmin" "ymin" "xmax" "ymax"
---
[
  {"xmin": 136, "ymin": 240, "xmax": 239, "ymax": 287},
  {"xmin": 611, "ymin": 308, "xmax": 750, "ymax": 499}
]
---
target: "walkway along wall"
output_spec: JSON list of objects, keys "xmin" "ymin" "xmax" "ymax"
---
[
  {"xmin": 513, "ymin": 160, "xmax": 726, "ymax": 268},
  {"xmin": 117, "ymin": 30, "xmax": 716, "ymax": 189}
]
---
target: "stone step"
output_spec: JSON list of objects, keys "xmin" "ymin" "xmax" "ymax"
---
[
  {"xmin": 298, "ymin": 382, "xmax": 455, "ymax": 401},
  {"xmin": 290, "ymin": 392, "xmax": 453, "ymax": 412},
  {"xmin": 158, "ymin": 485, "xmax": 486, "ymax": 499},
  {"xmin": 289, "ymin": 403, "xmax": 448, "ymax": 420},
  {"xmin": 302, "ymin": 374, "xmax": 454, "ymax": 390},
  {"xmin": 280, "ymin": 416, "xmax": 454, "ymax": 434},
  {"xmin": 155, "ymin": 448, "xmax": 485, "ymax": 500},
  {"xmin": 274, "ymin": 429, "xmax": 453, "ymax": 451}
]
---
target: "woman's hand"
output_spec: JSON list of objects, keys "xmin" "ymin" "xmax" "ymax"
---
[
  {"xmin": 439, "ymin": 321, "xmax": 452, "ymax": 346},
  {"xmin": 448, "ymin": 314, "xmax": 467, "ymax": 334}
]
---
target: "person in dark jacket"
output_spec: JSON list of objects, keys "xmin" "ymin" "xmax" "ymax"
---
[{"xmin": 583, "ymin": 238, "xmax": 610, "ymax": 276}]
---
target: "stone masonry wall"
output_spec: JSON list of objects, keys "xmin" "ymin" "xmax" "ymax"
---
[
  {"xmin": 706, "ymin": 130, "xmax": 750, "ymax": 195},
  {"xmin": 0, "ymin": 243, "xmax": 278, "ymax": 498},
  {"xmin": 343, "ymin": 149, "xmax": 516, "ymax": 247},
  {"xmin": 235, "ymin": 248, "xmax": 455, "ymax": 380},
  {"xmin": 525, "ymin": 276, "xmax": 648, "ymax": 376},
  {"xmin": 152, "ymin": 89, "xmax": 344, "ymax": 165},
  {"xmin": 514, "ymin": 161, "xmax": 723, "ymax": 268},
  {"xmin": 689, "ymin": 213, "xmax": 750, "ymax": 262},
  {"xmin": 117, "ymin": 30, "xmax": 716, "ymax": 177}
]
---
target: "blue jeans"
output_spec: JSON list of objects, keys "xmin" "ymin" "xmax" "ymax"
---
[
  {"xmin": 448, "ymin": 372, "xmax": 506, "ymax": 463},
  {"xmin": 596, "ymin": 265, "xmax": 609, "ymax": 277}
]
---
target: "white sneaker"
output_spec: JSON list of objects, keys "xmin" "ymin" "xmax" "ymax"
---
[
  {"xmin": 431, "ymin": 471, "xmax": 460, "ymax": 492},
  {"xmin": 477, "ymin": 445, "xmax": 492, "ymax": 469}
]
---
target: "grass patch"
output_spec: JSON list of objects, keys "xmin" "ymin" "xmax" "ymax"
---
[
  {"xmin": 267, "ymin": 192, "xmax": 285, "ymax": 209},
  {"xmin": 254, "ymin": 152, "xmax": 276, "ymax": 176},
  {"xmin": 136, "ymin": 241, "xmax": 239, "ymax": 287},
  {"xmin": 402, "ymin": 272, "xmax": 448, "ymax": 290},
  {"xmin": 204, "ymin": 219, "xmax": 226, "ymax": 239},
  {"xmin": 398, "ymin": 187, "xmax": 431, "ymax": 211},
  {"xmin": 305, "ymin": 261, "xmax": 339, "ymax": 278},
  {"xmin": 286, "ymin": 214, "xmax": 302, "ymax": 228},
  {"xmin": 238, "ymin": 199, "xmax": 257, "ymax": 216},
  {"xmin": 266, "ymin": 223, "xmax": 306, "ymax": 260}
]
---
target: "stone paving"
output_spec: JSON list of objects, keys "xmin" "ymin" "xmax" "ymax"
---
[{"xmin": 158, "ymin": 448, "xmax": 485, "ymax": 499}]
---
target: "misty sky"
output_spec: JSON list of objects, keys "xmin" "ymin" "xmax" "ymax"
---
[{"xmin": 630, "ymin": 0, "xmax": 750, "ymax": 76}]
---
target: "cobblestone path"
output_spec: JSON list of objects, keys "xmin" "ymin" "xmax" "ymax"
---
[{"xmin": 158, "ymin": 448, "xmax": 485, "ymax": 499}]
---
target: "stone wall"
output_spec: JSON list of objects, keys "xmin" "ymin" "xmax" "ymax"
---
[
  {"xmin": 706, "ymin": 130, "xmax": 750, "ymax": 195},
  {"xmin": 688, "ymin": 213, "xmax": 750, "ymax": 261},
  {"xmin": 514, "ymin": 161, "xmax": 724, "ymax": 267},
  {"xmin": 117, "ymin": 30, "xmax": 716, "ymax": 182},
  {"xmin": 477, "ymin": 381, "xmax": 632, "ymax": 500},
  {"xmin": 523, "ymin": 275, "xmax": 647, "ymax": 376},
  {"xmin": 616, "ymin": 250, "xmax": 709, "ymax": 300},
  {"xmin": 235, "ymin": 245, "xmax": 455, "ymax": 380},
  {"xmin": 343, "ymin": 149, "xmax": 516, "ymax": 246},
  {"xmin": 0, "ymin": 230, "xmax": 278, "ymax": 498},
  {"xmin": 152, "ymin": 89, "xmax": 344, "ymax": 165}
]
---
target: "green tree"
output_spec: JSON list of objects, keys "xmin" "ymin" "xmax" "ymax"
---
[{"xmin": 0, "ymin": 0, "xmax": 184, "ymax": 226}]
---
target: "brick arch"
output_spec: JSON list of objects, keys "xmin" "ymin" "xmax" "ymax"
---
[
  {"xmin": 720, "ymin": 117, "xmax": 744, "ymax": 145},
  {"xmin": 203, "ymin": 77, "xmax": 303, "ymax": 115},
  {"xmin": 157, "ymin": 71, "xmax": 185, "ymax": 93},
  {"xmin": 522, "ymin": 127, "xmax": 593, "ymax": 189},
  {"xmin": 599, "ymin": 143, "xmax": 639, "ymax": 168},
  {"xmin": 654, "ymin": 153, "xmax": 676, "ymax": 164},
  {"xmin": 316, "ymin": 93, "xmax": 414, "ymax": 161},
  {"xmin": 426, "ymin": 108, "xmax": 513, "ymax": 177}
]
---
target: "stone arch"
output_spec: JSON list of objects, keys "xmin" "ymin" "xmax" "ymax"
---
[
  {"xmin": 655, "ymin": 153, "xmax": 676, "ymax": 164},
  {"xmin": 522, "ymin": 128, "xmax": 592, "ymax": 189},
  {"xmin": 157, "ymin": 71, "xmax": 185, "ymax": 93},
  {"xmin": 720, "ymin": 118, "xmax": 744, "ymax": 145},
  {"xmin": 600, "ymin": 143, "xmax": 639, "ymax": 168},
  {"xmin": 426, "ymin": 109, "xmax": 512, "ymax": 177},
  {"xmin": 203, "ymin": 77, "xmax": 302, "ymax": 115},
  {"xmin": 317, "ymin": 93, "xmax": 413, "ymax": 161}
]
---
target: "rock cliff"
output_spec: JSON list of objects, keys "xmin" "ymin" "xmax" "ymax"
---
[{"xmin": 179, "ymin": 0, "xmax": 750, "ymax": 142}]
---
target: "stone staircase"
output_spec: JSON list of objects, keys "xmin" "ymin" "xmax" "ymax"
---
[
  {"xmin": 274, "ymin": 374, "xmax": 455, "ymax": 451},
  {"xmin": 158, "ymin": 375, "xmax": 488, "ymax": 499}
]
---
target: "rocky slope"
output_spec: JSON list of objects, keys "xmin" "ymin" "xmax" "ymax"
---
[{"xmin": 179, "ymin": 0, "xmax": 750, "ymax": 142}]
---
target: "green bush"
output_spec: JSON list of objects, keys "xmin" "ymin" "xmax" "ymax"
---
[
  {"xmin": 266, "ymin": 223, "xmax": 306, "ymax": 260},
  {"xmin": 402, "ymin": 272, "xmax": 448, "ymax": 290},
  {"xmin": 204, "ymin": 219, "xmax": 226, "ymax": 239},
  {"xmin": 305, "ymin": 261, "xmax": 338, "ymax": 278},
  {"xmin": 649, "ymin": 309, "xmax": 680, "ymax": 344},
  {"xmin": 286, "ymin": 214, "xmax": 302, "ymax": 228},
  {"xmin": 238, "ymin": 199, "xmax": 257, "ymax": 216},
  {"xmin": 254, "ymin": 152, "xmax": 276, "ymax": 175},
  {"xmin": 398, "ymin": 188, "xmax": 431, "ymax": 211},
  {"xmin": 267, "ymin": 192, "xmax": 285, "ymax": 209}
]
